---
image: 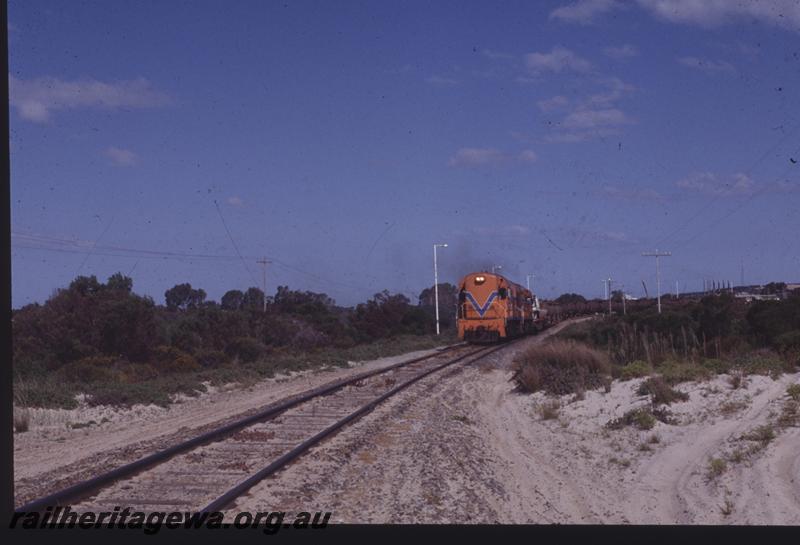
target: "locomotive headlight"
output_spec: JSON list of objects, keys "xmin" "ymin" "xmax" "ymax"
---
[{"xmin": 474, "ymin": 276, "xmax": 486, "ymax": 284}]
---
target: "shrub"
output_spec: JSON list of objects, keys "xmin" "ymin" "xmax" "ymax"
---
[
  {"xmin": 14, "ymin": 377, "xmax": 78, "ymax": 409},
  {"xmin": 619, "ymin": 360, "xmax": 652, "ymax": 380},
  {"xmin": 707, "ymin": 457, "xmax": 727, "ymax": 480},
  {"xmin": 606, "ymin": 407, "xmax": 657, "ymax": 430},
  {"xmin": 59, "ymin": 356, "xmax": 120, "ymax": 384},
  {"xmin": 657, "ymin": 361, "xmax": 712, "ymax": 385},
  {"xmin": 164, "ymin": 354, "xmax": 201, "ymax": 373},
  {"xmin": 196, "ymin": 349, "xmax": 229, "ymax": 368},
  {"xmin": 225, "ymin": 337, "xmax": 265, "ymax": 363},
  {"xmin": 742, "ymin": 424, "xmax": 775, "ymax": 445},
  {"xmin": 778, "ymin": 400, "xmax": 799, "ymax": 428},
  {"xmin": 14, "ymin": 408, "xmax": 30, "ymax": 433},
  {"xmin": 775, "ymin": 331, "xmax": 800, "ymax": 351},
  {"xmin": 728, "ymin": 370, "xmax": 745, "ymax": 390},
  {"xmin": 735, "ymin": 351, "xmax": 793, "ymax": 378},
  {"xmin": 786, "ymin": 383, "xmax": 800, "ymax": 402},
  {"xmin": 537, "ymin": 399, "xmax": 561, "ymax": 420},
  {"xmin": 120, "ymin": 363, "xmax": 160, "ymax": 382},
  {"xmin": 88, "ymin": 382, "xmax": 171, "ymax": 407},
  {"xmin": 719, "ymin": 400, "xmax": 748, "ymax": 416},
  {"xmin": 511, "ymin": 340, "xmax": 612, "ymax": 395},
  {"xmin": 151, "ymin": 345, "xmax": 200, "ymax": 373},
  {"xmin": 700, "ymin": 358, "xmax": 733, "ymax": 374},
  {"xmin": 637, "ymin": 376, "xmax": 689, "ymax": 404}
]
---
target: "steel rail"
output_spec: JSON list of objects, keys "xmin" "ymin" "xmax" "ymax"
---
[
  {"xmin": 200, "ymin": 341, "xmax": 516, "ymax": 514},
  {"xmin": 15, "ymin": 342, "xmax": 467, "ymax": 513}
]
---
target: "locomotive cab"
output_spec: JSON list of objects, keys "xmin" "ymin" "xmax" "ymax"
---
[{"xmin": 456, "ymin": 271, "xmax": 536, "ymax": 343}]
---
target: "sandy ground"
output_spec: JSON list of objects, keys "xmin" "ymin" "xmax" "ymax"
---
[
  {"xmin": 226, "ymin": 321, "xmax": 800, "ymax": 524},
  {"xmin": 14, "ymin": 322, "xmax": 800, "ymax": 524}
]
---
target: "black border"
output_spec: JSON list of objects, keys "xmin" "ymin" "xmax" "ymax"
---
[{"xmin": 1, "ymin": 3, "xmax": 798, "ymax": 543}]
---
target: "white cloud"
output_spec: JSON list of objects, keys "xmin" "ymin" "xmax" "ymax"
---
[
  {"xmin": 425, "ymin": 75, "xmax": 459, "ymax": 86},
  {"xmin": 550, "ymin": 0, "xmax": 624, "ymax": 24},
  {"xmin": 9, "ymin": 75, "xmax": 170, "ymax": 122},
  {"xmin": 543, "ymin": 78, "xmax": 636, "ymax": 143},
  {"xmin": 525, "ymin": 46, "xmax": 592, "ymax": 74},
  {"xmin": 586, "ymin": 76, "xmax": 636, "ymax": 105},
  {"xmin": 537, "ymin": 95, "xmax": 570, "ymax": 112},
  {"xmin": 636, "ymin": 0, "xmax": 800, "ymax": 31},
  {"xmin": 677, "ymin": 56, "xmax": 736, "ymax": 75},
  {"xmin": 104, "ymin": 146, "xmax": 137, "ymax": 166},
  {"xmin": 676, "ymin": 172, "xmax": 755, "ymax": 195},
  {"xmin": 544, "ymin": 130, "xmax": 612, "ymax": 143},
  {"xmin": 482, "ymin": 49, "xmax": 514, "ymax": 60},
  {"xmin": 600, "ymin": 185, "xmax": 666, "ymax": 202},
  {"xmin": 448, "ymin": 147, "xmax": 537, "ymax": 168},
  {"xmin": 227, "ymin": 196, "xmax": 244, "ymax": 206},
  {"xmin": 563, "ymin": 107, "xmax": 634, "ymax": 129},
  {"xmin": 472, "ymin": 225, "xmax": 531, "ymax": 236},
  {"xmin": 448, "ymin": 148, "xmax": 508, "ymax": 167},
  {"xmin": 549, "ymin": 0, "xmax": 800, "ymax": 31},
  {"xmin": 603, "ymin": 44, "xmax": 640, "ymax": 60}
]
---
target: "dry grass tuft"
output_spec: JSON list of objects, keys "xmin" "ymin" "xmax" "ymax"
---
[
  {"xmin": 511, "ymin": 340, "xmax": 612, "ymax": 396},
  {"xmin": 537, "ymin": 399, "xmax": 561, "ymax": 420},
  {"xmin": 13, "ymin": 408, "xmax": 30, "ymax": 433},
  {"xmin": 719, "ymin": 400, "xmax": 748, "ymax": 416},
  {"xmin": 637, "ymin": 376, "xmax": 689, "ymax": 405},
  {"xmin": 707, "ymin": 457, "xmax": 727, "ymax": 480}
]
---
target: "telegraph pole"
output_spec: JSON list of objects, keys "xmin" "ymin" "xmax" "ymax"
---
[
  {"xmin": 642, "ymin": 250, "xmax": 671, "ymax": 314},
  {"xmin": 433, "ymin": 243, "xmax": 448, "ymax": 335},
  {"xmin": 256, "ymin": 258, "xmax": 271, "ymax": 313},
  {"xmin": 606, "ymin": 277, "xmax": 613, "ymax": 315},
  {"xmin": 621, "ymin": 285, "xmax": 627, "ymax": 315}
]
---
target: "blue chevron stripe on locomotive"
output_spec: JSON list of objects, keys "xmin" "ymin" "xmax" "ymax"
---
[{"xmin": 464, "ymin": 291, "xmax": 498, "ymax": 317}]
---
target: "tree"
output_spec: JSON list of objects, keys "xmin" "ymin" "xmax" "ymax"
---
[
  {"xmin": 221, "ymin": 289, "xmax": 244, "ymax": 310},
  {"xmin": 555, "ymin": 293, "xmax": 587, "ymax": 305},
  {"xmin": 417, "ymin": 283, "xmax": 458, "ymax": 329},
  {"xmin": 350, "ymin": 290, "xmax": 432, "ymax": 341},
  {"xmin": 164, "ymin": 283, "xmax": 207, "ymax": 310},
  {"xmin": 763, "ymin": 282, "xmax": 787, "ymax": 295},
  {"xmin": 106, "ymin": 272, "xmax": 133, "ymax": 293},
  {"xmin": 241, "ymin": 287, "xmax": 265, "ymax": 311},
  {"xmin": 69, "ymin": 275, "xmax": 102, "ymax": 296}
]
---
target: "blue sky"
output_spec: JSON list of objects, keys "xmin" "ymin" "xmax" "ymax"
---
[{"xmin": 9, "ymin": 0, "xmax": 800, "ymax": 307}]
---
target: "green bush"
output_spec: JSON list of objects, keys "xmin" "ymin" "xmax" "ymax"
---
[
  {"xmin": 699, "ymin": 358, "xmax": 733, "ymax": 374},
  {"xmin": 225, "ymin": 337, "xmax": 265, "ymax": 363},
  {"xmin": 735, "ymin": 351, "xmax": 793, "ymax": 378},
  {"xmin": 619, "ymin": 360, "xmax": 652, "ymax": 380},
  {"xmin": 511, "ymin": 340, "xmax": 612, "ymax": 395},
  {"xmin": 775, "ymin": 331, "xmax": 800, "ymax": 351},
  {"xmin": 606, "ymin": 407, "xmax": 656, "ymax": 430},
  {"xmin": 196, "ymin": 349, "xmax": 229, "ymax": 368},
  {"xmin": 637, "ymin": 376, "xmax": 690, "ymax": 404},
  {"xmin": 59, "ymin": 356, "xmax": 120, "ymax": 384},
  {"xmin": 14, "ymin": 377, "xmax": 78, "ymax": 409},
  {"xmin": 657, "ymin": 360, "xmax": 713, "ymax": 385}
]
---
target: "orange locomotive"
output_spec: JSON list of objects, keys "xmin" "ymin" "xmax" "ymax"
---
[{"xmin": 456, "ymin": 271, "xmax": 546, "ymax": 343}]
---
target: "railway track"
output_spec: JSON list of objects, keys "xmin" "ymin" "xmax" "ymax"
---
[{"xmin": 17, "ymin": 340, "xmax": 518, "ymax": 515}]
